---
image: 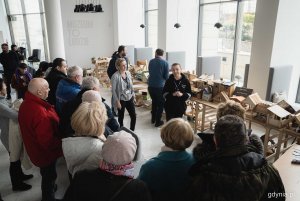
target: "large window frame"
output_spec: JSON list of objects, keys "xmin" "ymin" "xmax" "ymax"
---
[
  {"xmin": 197, "ymin": 0, "xmax": 256, "ymax": 84},
  {"xmin": 4, "ymin": 0, "xmax": 49, "ymax": 61}
]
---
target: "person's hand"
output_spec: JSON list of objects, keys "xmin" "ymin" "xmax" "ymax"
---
[
  {"xmin": 116, "ymin": 101, "xmax": 122, "ymax": 109},
  {"xmin": 173, "ymin": 92, "xmax": 178, "ymax": 96},
  {"xmin": 177, "ymin": 91, "xmax": 183, "ymax": 97}
]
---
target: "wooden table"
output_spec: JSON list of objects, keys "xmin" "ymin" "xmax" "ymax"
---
[
  {"xmin": 273, "ymin": 144, "xmax": 300, "ymax": 201},
  {"xmin": 275, "ymin": 128, "xmax": 300, "ymax": 160}
]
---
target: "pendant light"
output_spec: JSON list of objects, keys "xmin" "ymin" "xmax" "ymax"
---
[
  {"xmin": 174, "ymin": 0, "xmax": 181, "ymax": 28},
  {"xmin": 214, "ymin": 0, "xmax": 223, "ymax": 29},
  {"xmin": 140, "ymin": 0, "xmax": 146, "ymax": 28}
]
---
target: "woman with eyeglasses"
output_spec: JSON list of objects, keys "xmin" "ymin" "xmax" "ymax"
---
[{"xmin": 111, "ymin": 58, "xmax": 136, "ymax": 131}]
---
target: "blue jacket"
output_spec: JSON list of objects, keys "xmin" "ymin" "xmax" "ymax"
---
[
  {"xmin": 138, "ymin": 150, "xmax": 195, "ymax": 201},
  {"xmin": 148, "ymin": 57, "xmax": 169, "ymax": 88},
  {"xmin": 56, "ymin": 79, "xmax": 81, "ymax": 115}
]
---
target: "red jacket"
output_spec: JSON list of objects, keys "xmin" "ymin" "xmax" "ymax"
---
[{"xmin": 19, "ymin": 91, "xmax": 62, "ymax": 167}]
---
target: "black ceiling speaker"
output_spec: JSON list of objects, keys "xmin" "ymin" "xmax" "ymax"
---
[
  {"xmin": 214, "ymin": 22, "xmax": 223, "ymax": 29},
  {"xmin": 140, "ymin": 24, "xmax": 145, "ymax": 28},
  {"xmin": 174, "ymin": 23, "xmax": 181, "ymax": 28}
]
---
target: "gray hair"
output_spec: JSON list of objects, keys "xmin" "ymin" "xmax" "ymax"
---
[
  {"xmin": 67, "ymin": 66, "xmax": 83, "ymax": 78},
  {"xmin": 82, "ymin": 90, "xmax": 102, "ymax": 103},
  {"xmin": 81, "ymin": 76, "xmax": 100, "ymax": 90}
]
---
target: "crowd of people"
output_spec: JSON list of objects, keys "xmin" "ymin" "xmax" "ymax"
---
[{"xmin": 0, "ymin": 43, "xmax": 286, "ymax": 201}]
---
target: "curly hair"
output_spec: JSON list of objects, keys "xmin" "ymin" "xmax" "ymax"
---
[{"xmin": 217, "ymin": 100, "xmax": 245, "ymax": 120}]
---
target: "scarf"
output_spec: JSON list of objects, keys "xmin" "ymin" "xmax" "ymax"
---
[{"xmin": 99, "ymin": 159, "xmax": 134, "ymax": 178}]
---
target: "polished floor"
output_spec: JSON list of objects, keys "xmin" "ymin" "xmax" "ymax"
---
[{"xmin": 0, "ymin": 87, "xmax": 266, "ymax": 201}]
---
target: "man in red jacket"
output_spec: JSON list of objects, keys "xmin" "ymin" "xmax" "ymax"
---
[{"xmin": 18, "ymin": 78, "xmax": 62, "ymax": 201}]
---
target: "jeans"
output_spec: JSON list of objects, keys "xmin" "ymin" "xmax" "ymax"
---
[
  {"xmin": 148, "ymin": 87, "xmax": 164, "ymax": 123},
  {"xmin": 40, "ymin": 160, "xmax": 57, "ymax": 201},
  {"xmin": 118, "ymin": 98, "xmax": 136, "ymax": 131}
]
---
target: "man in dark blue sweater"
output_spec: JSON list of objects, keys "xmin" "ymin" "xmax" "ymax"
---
[{"xmin": 148, "ymin": 49, "xmax": 169, "ymax": 127}]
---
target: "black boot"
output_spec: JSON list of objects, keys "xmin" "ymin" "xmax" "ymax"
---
[
  {"xmin": 10, "ymin": 161, "xmax": 32, "ymax": 191},
  {"xmin": 15, "ymin": 160, "xmax": 34, "ymax": 181}
]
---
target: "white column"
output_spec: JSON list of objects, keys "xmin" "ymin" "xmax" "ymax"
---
[
  {"xmin": 248, "ymin": 0, "xmax": 279, "ymax": 99},
  {"xmin": 158, "ymin": 0, "xmax": 167, "ymax": 51},
  {"xmin": 44, "ymin": 0, "xmax": 65, "ymax": 60}
]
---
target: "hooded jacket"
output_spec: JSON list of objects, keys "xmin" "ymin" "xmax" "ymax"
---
[
  {"xmin": 55, "ymin": 78, "xmax": 81, "ymax": 115},
  {"xmin": 188, "ymin": 145, "xmax": 285, "ymax": 201},
  {"xmin": 163, "ymin": 73, "xmax": 191, "ymax": 114},
  {"xmin": 62, "ymin": 136, "xmax": 105, "ymax": 176}
]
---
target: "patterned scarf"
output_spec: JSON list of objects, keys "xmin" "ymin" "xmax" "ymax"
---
[{"xmin": 99, "ymin": 159, "xmax": 134, "ymax": 178}]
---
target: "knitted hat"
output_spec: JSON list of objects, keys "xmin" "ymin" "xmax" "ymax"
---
[{"xmin": 101, "ymin": 131, "xmax": 137, "ymax": 165}]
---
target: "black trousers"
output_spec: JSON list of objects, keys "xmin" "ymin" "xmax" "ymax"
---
[
  {"xmin": 118, "ymin": 98, "xmax": 136, "ymax": 131},
  {"xmin": 40, "ymin": 160, "xmax": 57, "ymax": 201},
  {"xmin": 3, "ymin": 74, "xmax": 12, "ymax": 99},
  {"xmin": 148, "ymin": 87, "xmax": 164, "ymax": 123},
  {"xmin": 165, "ymin": 109, "xmax": 184, "ymax": 121}
]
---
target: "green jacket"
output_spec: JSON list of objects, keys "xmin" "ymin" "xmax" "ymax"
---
[{"xmin": 188, "ymin": 145, "xmax": 285, "ymax": 201}]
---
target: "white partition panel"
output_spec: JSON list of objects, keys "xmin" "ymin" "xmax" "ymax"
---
[
  {"xmin": 166, "ymin": 51, "xmax": 186, "ymax": 70},
  {"xmin": 196, "ymin": 56, "xmax": 221, "ymax": 79},
  {"xmin": 134, "ymin": 47, "xmax": 153, "ymax": 64}
]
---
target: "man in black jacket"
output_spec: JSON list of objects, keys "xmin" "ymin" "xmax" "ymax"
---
[
  {"xmin": 107, "ymin": 45, "xmax": 128, "ymax": 79},
  {"xmin": 45, "ymin": 58, "xmax": 68, "ymax": 105},
  {"xmin": 0, "ymin": 43, "xmax": 19, "ymax": 99}
]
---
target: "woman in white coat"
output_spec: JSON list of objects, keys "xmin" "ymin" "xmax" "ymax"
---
[{"xmin": 62, "ymin": 101, "xmax": 107, "ymax": 177}]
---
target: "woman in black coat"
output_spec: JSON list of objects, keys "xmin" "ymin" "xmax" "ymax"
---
[{"xmin": 163, "ymin": 63, "xmax": 191, "ymax": 121}]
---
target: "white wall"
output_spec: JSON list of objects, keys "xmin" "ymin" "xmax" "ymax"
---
[
  {"xmin": 115, "ymin": 0, "xmax": 145, "ymax": 48},
  {"xmin": 60, "ymin": 0, "xmax": 114, "ymax": 68},
  {"xmin": 270, "ymin": 0, "xmax": 300, "ymax": 104},
  {"xmin": 158, "ymin": 0, "xmax": 167, "ymax": 51},
  {"xmin": 59, "ymin": 0, "xmax": 144, "ymax": 68},
  {"xmin": 0, "ymin": 0, "xmax": 11, "ymax": 44},
  {"xmin": 248, "ymin": 0, "xmax": 279, "ymax": 100},
  {"xmin": 159, "ymin": 0, "xmax": 199, "ymax": 71}
]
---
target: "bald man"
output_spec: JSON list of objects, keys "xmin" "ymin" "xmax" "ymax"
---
[
  {"xmin": 18, "ymin": 78, "xmax": 62, "ymax": 201},
  {"xmin": 81, "ymin": 90, "xmax": 102, "ymax": 103}
]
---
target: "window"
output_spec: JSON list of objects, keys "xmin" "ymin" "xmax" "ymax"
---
[
  {"xmin": 199, "ymin": 0, "xmax": 257, "ymax": 85},
  {"xmin": 4, "ymin": 0, "xmax": 48, "ymax": 61},
  {"xmin": 145, "ymin": 0, "xmax": 158, "ymax": 50}
]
